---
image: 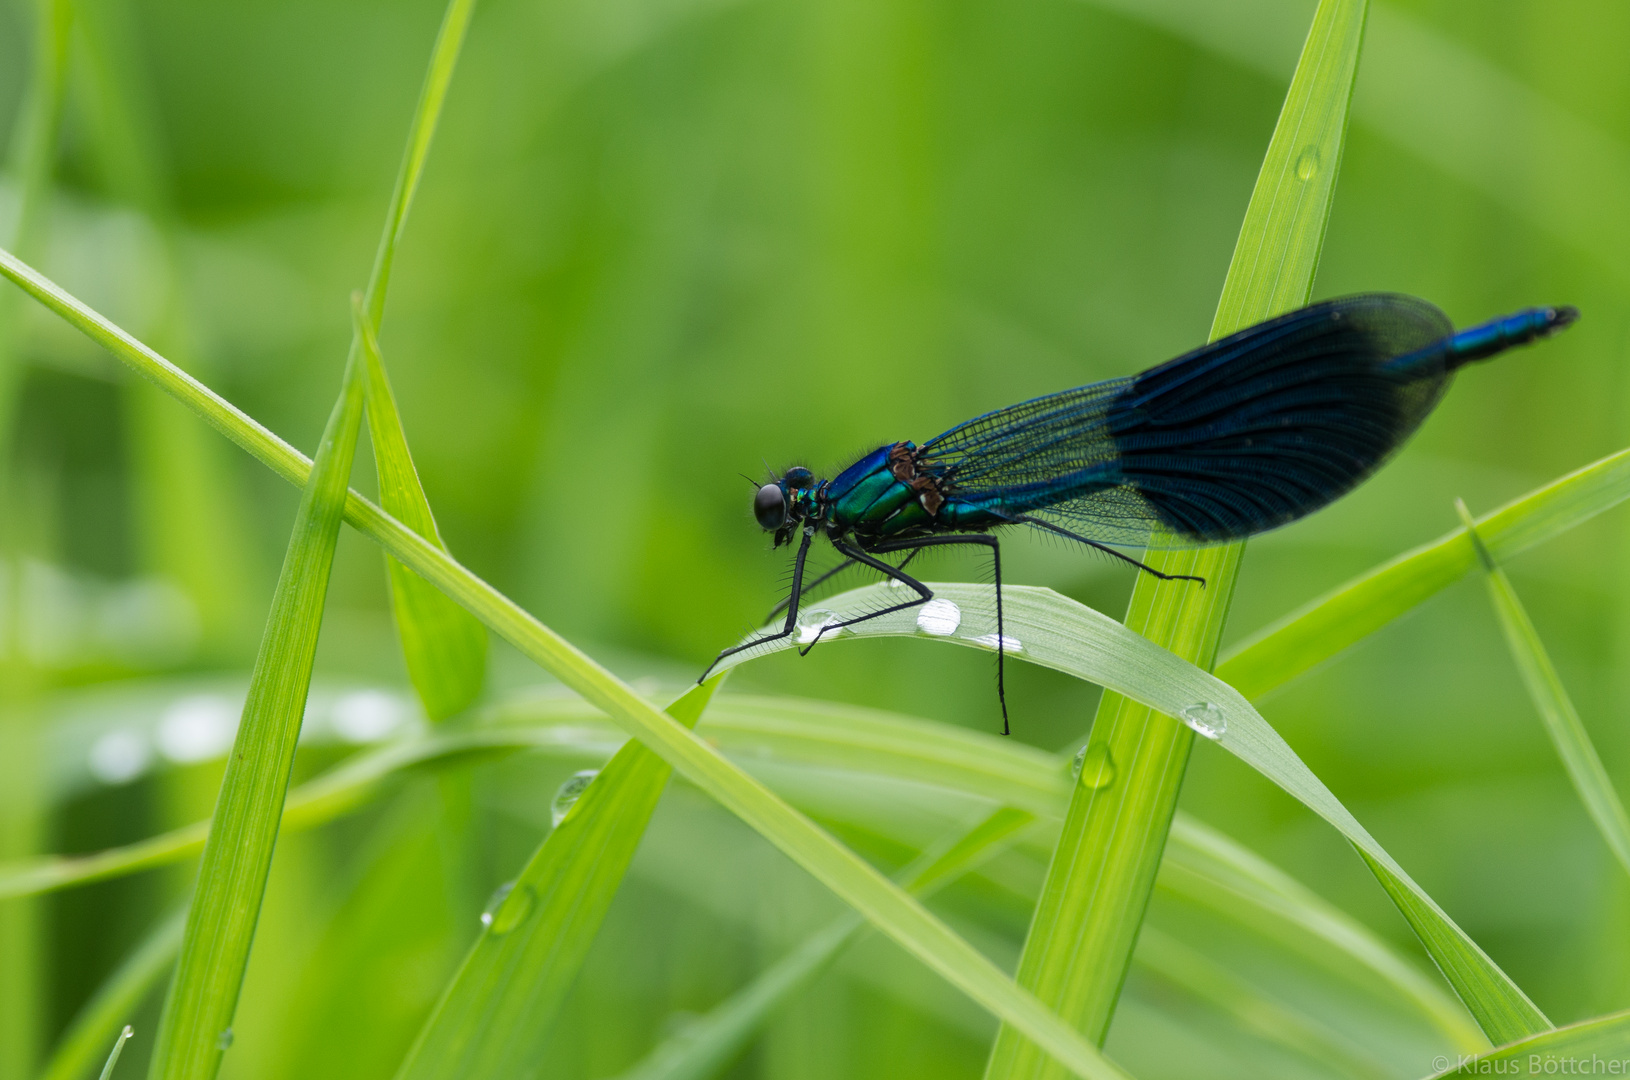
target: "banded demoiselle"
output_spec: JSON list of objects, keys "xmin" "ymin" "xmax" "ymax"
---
[{"xmin": 705, "ymin": 294, "xmax": 1577, "ymax": 732}]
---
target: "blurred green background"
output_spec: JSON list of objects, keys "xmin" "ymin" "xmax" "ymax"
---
[{"xmin": 2, "ymin": 0, "xmax": 1628, "ymax": 1077}]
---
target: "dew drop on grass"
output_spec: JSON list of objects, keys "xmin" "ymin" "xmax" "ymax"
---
[
  {"xmin": 1179, "ymin": 702, "xmax": 1227, "ymax": 740},
  {"xmin": 969, "ymin": 632, "xmax": 1022, "ymax": 654},
  {"xmin": 1295, "ymin": 146, "xmax": 1320, "ymax": 181},
  {"xmin": 795, "ymin": 608, "xmax": 843, "ymax": 645},
  {"xmin": 1071, "ymin": 743, "xmax": 1115, "ymax": 789},
  {"xmin": 481, "ymin": 881, "xmax": 535, "ymax": 935},
  {"xmin": 552, "ymin": 769, "xmax": 599, "ymax": 827},
  {"xmin": 216, "ymin": 1028, "xmax": 234, "ymax": 1051},
  {"xmin": 916, "ymin": 599, "xmax": 961, "ymax": 636}
]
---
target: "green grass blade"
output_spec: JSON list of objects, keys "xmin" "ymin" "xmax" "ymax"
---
[
  {"xmin": 0, "ymin": 252, "xmax": 1133, "ymax": 1080},
  {"xmin": 146, "ymin": 358, "xmax": 365, "ymax": 1080},
  {"xmin": 1161, "ymin": 816, "xmax": 1485, "ymax": 1054},
  {"xmin": 1131, "ymin": 927, "xmax": 1391, "ymax": 1080},
  {"xmin": 354, "ymin": 301, "xmax": 486, "ymax": 720},
  {"xmin": 1428, "ymin": 1009, "xmax": 1630, "ymax": 1077},
  {"xmin": 721, "ymin": 579, "xmax": 1548, "ymax": 1042},
  {"xmin": 394, "ymin": 678, "xmax": 721, "ymax": 1080},
  {"xmin": 96, "ymin": 1026, "xmax": 134, "ymax": 1080},
  {"xmin": 1455, "ymin": 500, "xmax": 1630, "ymax": 879},
  {"xmin": 1218, "ymin": 445, "xmax": 1630, "ymax": 699},
  {"xmin": 984, "ymin": 2, "xmax": 1368, "ymax": 1072},
  {"xmin": 347, "ymin": 0, "xmax": 487, "ymax": 720},
  {"xmin": 40, "ymin": 908, "xmax": 183, "ymax": 1080},
  {"xmin": 617, "ymin": 808, "xmax": 1037, "ymax": 1080}
]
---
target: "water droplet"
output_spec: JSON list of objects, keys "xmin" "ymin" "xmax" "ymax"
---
[
  {"xmin": 1179, "ymin": 702, "xmax": 1227, "ymax": 741},
  {"xmin": 1071, "ymin": 743, "xmax": 1116, "ymax": 789},
  {"xmin": 481, "ymin": 882, "xmax": 535, "ymax": 934},
  {"xmin": 916, "ymin": 599, "xmax": 961, "ymax": 636},
  {"xmin": 156, "ymin": 694, "xmax": 239, "ymax": 763},
  {"xmin": 886, "ymin": 577, "xmax": 906, "ymax": 589},
  {"xmin": 330, "ymin": 689, "xmax": 407, "ymax": 743},
  {"xmin": 216, "ymin": 1028, "xmax": 234, "ymax": 1050},
  {"xmin": 88, "ymin": 729, "xmax": 152, "ymax": 785},
  {"xmin": 969, "ymin": 632, "xmax": 1022, "ymax": 654},
  {"xmin": 551, "ymin": 769, "xmax": 599, "ymax": 827},
  {"xmin": 1295, "ymin": 146, "xmax": 1320, "ymax": 181},
  {"xmin": 795, "ymin": 608, "xmax": 843, "ymax": 645}
]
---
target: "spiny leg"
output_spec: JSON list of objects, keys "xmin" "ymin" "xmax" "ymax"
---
[
  {"xmin": 868, "ymin": 534, "xmax": 1009, "ymax": 735},
  {"xmin": 1015, "ymin": 515, "xmax": 1206, "ymax": 586},
  {"xmin": 764, "ymin": 547, "xmax": 924, "ymax": 621},
  {"xmin": 699, "ymin": 527, "xmax": 816, "ymax": 682},
  {"xmin": 817, "ymin": 534, "xmax": 1011, "ymax": 736}
]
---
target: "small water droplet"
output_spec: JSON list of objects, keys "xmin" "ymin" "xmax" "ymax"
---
[
  {"xmin": 1179, "ymin": 702, "xmax": 1227, "ymax": 741},
  {"xmin": 886, "ymin": 577, "xmax": 906, "ymax": 589},
  {"xmin": 916, "ymin": 599, "xmax": 961, "ymax": 636},
  {"xmin": 216, "ymin": 1028, "xmax": 234, "ymax": 1050},
  {"xmin": 552, "ymin": 769, "xmax": 599, "ymax": 826},
  {"xmin": 969, "ymin": 632, "xmax": 1022, "ymax": 654},
  {"xmin": 1071, "ymin": 743, "xmax": 1116, "ymax": 789},
  {"xmin": 481, "ymin": 882, "xmax": 535, "ymax": 934},
  {"xmin": 1295, "ymin": 146, "xmax": 1320, "ymax": 181},
  {"xmin": 795, "ymin": 608, "xmax": 843, "ymax": 645}
]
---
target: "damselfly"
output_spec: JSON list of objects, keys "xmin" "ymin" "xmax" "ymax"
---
[{"xmin": 705, "ymin": 294, "xmax": 1577, "ymax": 732}]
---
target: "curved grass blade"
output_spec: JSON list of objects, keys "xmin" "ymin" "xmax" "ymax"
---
[
  {"xmin": 147, "ymin": 356, "xmax": 364, "ymax": 1080},
  {"xmin": 985, "ymin": 1, "xmax": 1370, "ymax": 1073},
  {"xmin": 1428, "ymin": 1009, "xmax": 1630, "ymax": 1078},
  {"xmin": 354, "ymin": 301, "xmax": 486, "ymax": 720},
  {"xmin": 40, "ymin": 908, "xmax": 183, "ymax": 1080},
  {"xmin": 1218, "ymin": 445, "xmax": 1630, "ymax": 700},
  {"xmin": 349, "ymin": 0, "xmax": 488, "ymax": 721},
  {"xmin": 616, "ymin": 807, "xmax": 1037, "ymax": 1080},
  {"xmin": 97, "ymin": 1026, "xmax": 134, "ymax": 1080},
  {"xmin": 1160, "ymin": 816, "xmax": 1485, "ymax": 1054},
  {"xmin": 394, "ymin": 678, "xmax": 721, "ymax": 1080},
  {"xmin": 0, "ymin": 255, "xmax": 1132, "ymax": 1080},
  {"xmin": 1455, "ymin": 500, "xmax": 1630, "ymax": 879},
  {"xmin": 1131, "ymin": 927, "xmax": 1391, "ymax": 1080},
  {"xmin": 720, "ymin": 580, "xmax": 1548, "ymax": 1042}
]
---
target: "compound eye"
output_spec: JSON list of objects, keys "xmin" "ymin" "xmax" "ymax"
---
[
  {"xmin": 753, "ymin": 483, "xmax": 786, "ymax": 531},
  {"xmin": 784, "ymin": 466, "xmax": 815, "ymax": 489}
]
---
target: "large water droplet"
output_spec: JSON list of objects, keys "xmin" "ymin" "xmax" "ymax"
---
[
  {"xmin": 969, "ymin": 632, "xmax": 1022, "ymax": 654},
  {"xmin": 795, "ymin": 608, "xmax": 843, "ymax": 645},
  {"xmin": 481, "ymin": 882, "xmax": 535, "ymax": 934},
  {"xmin": 1179, "ymin": 702, "xmax": 1227, "ymax": 741},
  {"xmin": 916, "ymin": 599, "xmax": 961, "ymax": 636},
  {"xmin": 1295, "ymin": 146, "xmax": 1320, "ymax": 181},
  {"xmin": 552, "ymin": 769, "xmax": 599, "ymax": 827},
  {"xmin": 1071, "ymin": 743, "xmax": 1116, "ymax": 788},
  {"xmin": 216, "ymin": 1028, "xmax": 234, "ymax": 1050}
]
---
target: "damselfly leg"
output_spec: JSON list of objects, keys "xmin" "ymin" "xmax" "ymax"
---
[{"xmin": 699, "ymin": 528, "xmax": 816, "ymax": 681}]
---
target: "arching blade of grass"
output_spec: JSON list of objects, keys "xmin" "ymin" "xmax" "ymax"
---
[
  {"xmin": 1218, "ymin": 445, "xmax": 1630, "ymax": 700},
  {"xmin": 96, "ymin": 1026, "xmax": 134, "ymax": 1080},
  {"xmin": 1130, "ymin": 927, "xmax": 1391, "ymax": 1080},
  {"xmin": 39, "ymin": 906, "xmax": 184, "ymax": 1080},
  {"xmin": 1428, "ymin": 1010, "xmax": 1630, "ymax": 1078},
  {"xmin": 147, "ymin": 356, "xmax": 364, "ymax": 1080},
  {"xmin": 352, "ymin": 0, "xmax": 488, "ymax": 721},
  {"xmin": 984, "ymin": 2, "xmax": 1369, "ymax": 1074},
  {"xmin": 354, "ymin": 303, "xmax": 486, "ymax": 719},
  {"xmin": 1160, "ymin": 816, "xmax": 1484, "ymax": 1054},
  {"xmin": 395, "ymin": 678, "xmax": 722, "ymax": 1080},
  {"xmin": 616, "ymin": 807, "xmax": 1038, "ymax": 1080},
  {"xmin": 720, "ymin": 579, "xmax": 1546, "ymax": 1042},
  {"xmin": 1454, "ymin": 500, "xmax": 1630, "ymax": 879},
  {"xmin": 0, "ymin": 254, "xmax": 1133, "ymax": 1080}
]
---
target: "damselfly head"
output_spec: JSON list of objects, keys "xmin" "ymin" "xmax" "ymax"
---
[
  {"xmin": 755, "ymin": 467, "xmax": 819, "ymax": 545},
  {"xmin": 753, "ymin": 483, "xmax": 786, "ymax": 532}
]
